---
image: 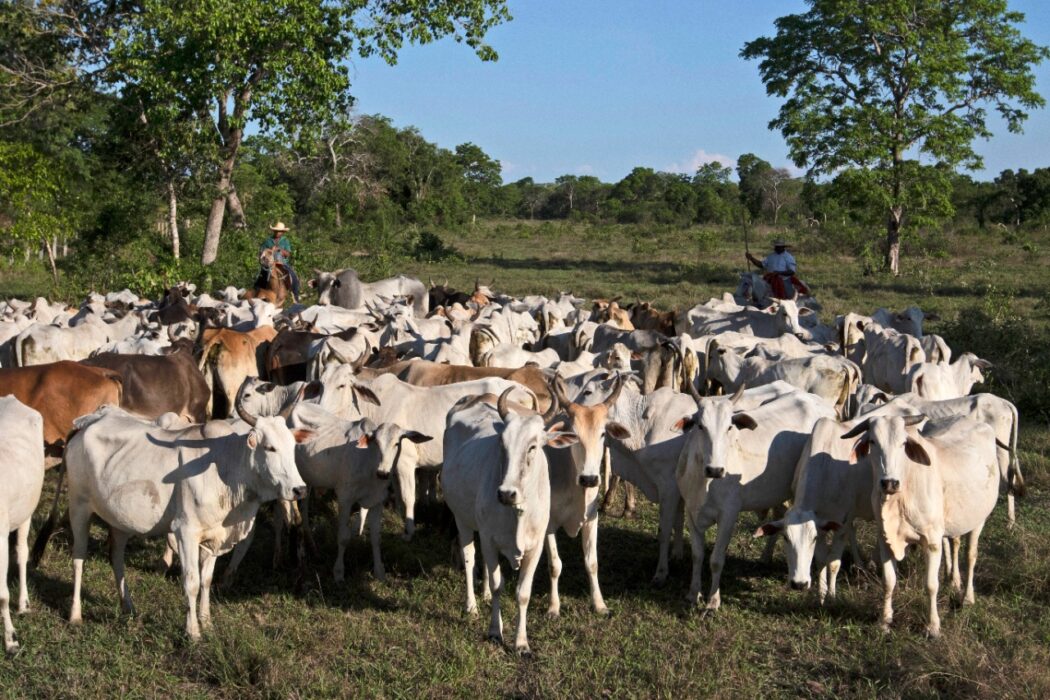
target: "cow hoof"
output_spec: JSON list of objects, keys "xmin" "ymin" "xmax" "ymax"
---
[
  {"xmin": 700, "ymin": 607, "xmax": 717, "ymax": 620},
  {"xmin": 595, "ymin": 606, "xmax": 611, "ymax": 618},
  {"xmin": 466, "ymin": 607, "xmax": 479, "ymax": 619},
  {"xmin": 5, "ymin": 641, "xmax": 19, "ymax": 655},
  {"xmin": 623, "ymin": 509, "xmax": 638, "ymax": 520},
  {"xmin": 516, "ymin": 645, "xmax": 533, "ymax": 659},
  {"xmin": 546, "ymin": 608, "xmax": 560, "ymax": 619},
  {"xmin": 487, "ymin": 632, "xmax": 503, "ymax": 646},
  {"xmin": 925, "ymin": 626, "xmax": 941, "ymax": 640},
  {"xmin": 651, "ymin": 575, "xmax": 668, "ymax": 589}
]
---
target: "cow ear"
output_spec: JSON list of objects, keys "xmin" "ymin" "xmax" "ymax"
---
[
  {"xmin": 246, "ymin": 430, "xmax": 259, "ymax": 449},
  {"xmin": 307, "ymin": 278, "xmax": 317, "ymax": 288},
  {"xmin": 402, "ymin": 430, "xmax": 433, "ymax": 444},
  {"xmin": 353, "ymin": 385, "xmax": 382, "ymax": 406},
  {"xmin": 605, "ymin": 422, "xmax": 631, "ymax": 440},
  {"xmin": 333, "ymin": 279, "xmax": 342, "ymax": 288},
  {"xmin": 818, "ymin": 520, "xmax": 842, "ymax": 532},
  {"xmin": 732, "ymin": 413, "xmax": 758, "ymax": 431},
  {"xmin": 546, "ymin": 430, "xmax": 580, "ymax": 449},
  {"xmin": 849, "ymin": 438, "xmax": 870, "ymax": 464},
  {"xmin": 753, "ymin": 520, "xmax": 784, "ymax": 538},
  {"xmin": 292, "ymin": 429, "xmax": 315, "ymax": 444},
  {"xmin": 904, "ymin": 438, "xmax": 931, "ymax": 466},
  {"xmin": 798, "ymin": 307, "xmax": 814, "ymax": 316},
  {"xmin": 671, "ymin": 416, "xmax": 695, "ymax": 432},
  {"xmin": 302, "ymin": 381, "xmax": 322, "ymax": 401},
  {"xmin": 355, "ymin": 434, "xmax": 370, "ymax": 449}
]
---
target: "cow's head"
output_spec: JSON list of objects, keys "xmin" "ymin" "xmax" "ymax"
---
[
  {"xmin": 311, "ymin": 271, "xmax": 340, "ymax": 305},
  {"xmin": 243, "ymin": 415, "xmax": 310, "ymax": 502},
  {"xmin": 755, "ymin": 509, "xmax": 840, "ymax": 590},
  {"xmin": 494, "ymin": 388, "xmax": 577, "ymax": 511},
  {"xmin": 317, "ymin": 364, "xmax": 381, "ymax": 418},
  {"xmin": 842, "ymin": 414, "xmax": 927, "ymax": 497},
  {"xmin": 772, "ymin": 299, "xmax": 812, "ymax": 341},
  {"xmin": 355, "ymin": 421, "xmax": 432, "ymax": 480},
  {"xmin": 963, "ymin": 352, "xmax": 992, "ymax": 387},
  {"xmin": 673, "ymin": 386, "xmax": 757, "ymax": 481},
  {"xmin": 549, "ymin": 374, "xmax": 630, "ymax": 490}
]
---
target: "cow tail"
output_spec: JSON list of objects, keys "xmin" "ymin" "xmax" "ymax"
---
[
  {"xmin": 30, "ymin": 460, "xmax": 67, "ymax": 568},
  {"xmin": 14, "ymin": 334, "xmax": 25, "ymax": 368},
  {"xmin": 1008, "ymin": 401, "xmax": 1025, "ymax": 497}
]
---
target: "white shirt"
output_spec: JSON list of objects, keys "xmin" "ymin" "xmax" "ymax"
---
[{"xmin": 763, "ymin": 250, "xmax": 796, "ymax": 274}]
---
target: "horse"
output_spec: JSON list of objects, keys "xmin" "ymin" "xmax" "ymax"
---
[{"xmin": 246, "ymin": 248, "xmax": 293, "ymax": 307}]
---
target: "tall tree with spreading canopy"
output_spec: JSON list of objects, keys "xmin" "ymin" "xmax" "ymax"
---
[
  {"xmin": 742, "ymin": 0, "xmax": 1048, "ymax": 274},
  {"xmin": 102, "ymin": 0, "xmax": 510, "ymax": 265}
]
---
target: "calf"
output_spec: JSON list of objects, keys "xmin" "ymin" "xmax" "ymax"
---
[
  {"xmin": 0, "ymin": 397, "xmax": 45, "ymax": 653},
  {"xmin": 906, "ymin": 352, "xmax": 990, "ymax": 401},
  {"xmin": 843, "ymin": 414, "xmax": 998, "ymax": 637},
  {"xmin": 443, "ymin": 388, "xmax": 578, "ymax": 656}
]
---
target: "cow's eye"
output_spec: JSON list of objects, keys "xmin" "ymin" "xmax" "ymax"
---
[{"xmin": 265, "ymin": 446, "xmax": 277, "ymax": 453}]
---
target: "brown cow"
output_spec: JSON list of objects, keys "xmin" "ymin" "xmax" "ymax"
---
[
  {"xmin": 630, "ymin": 301, "xmax": 677, "ymax": 336},
  {"xmin": 80, "ymin": 341, "xmax": 209, "ymax": 423},
  {"xmin": 0, "ymin": 361, "xmax": 123, "ymax": 460},
  {"xmin": 363, "ymin": 359, "xmax": 554, "ymax": 414},
  {"xmin": 267, "ymin": 327, "xmax": 361, "ymax": 385},
  {"xmin": 198, "ymin": 327, "xmax": 277, "ymax": 418}
]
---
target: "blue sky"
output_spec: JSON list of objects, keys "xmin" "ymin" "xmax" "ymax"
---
[{"xmin": 347, "ymin": 1, "xmax": 1050, "ymax": 184}]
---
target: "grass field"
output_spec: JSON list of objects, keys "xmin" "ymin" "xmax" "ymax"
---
[{"xmin": 2, "ymin": 221, "xmax": 1050, "ymax": 698}]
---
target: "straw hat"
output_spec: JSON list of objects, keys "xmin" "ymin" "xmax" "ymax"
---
[{"xmin": 269, "ymin": 221, "xmax": 290, "ymax": 233}]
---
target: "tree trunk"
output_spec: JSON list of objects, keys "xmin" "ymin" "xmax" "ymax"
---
[
  {"xmin": 227, "ymin": 188, "xmax": 246, "ymax": 229},
  {"xmin": 886, "ymin": 206, "xmax": 903, "ymax": 276},
  {"xmin": 43, "ymin": 237, "xmax": 58, "ymax": 284},
  {"xmin": 202, "ymin": 156, "xmax": 235, "ymax": 265},
  {"xmin": 335, "ymin": 201, "xmax": 342, "ymax": 229},
  {"xmin": 168, "ymin": 179, "xmax": 181, "ymax": 260}
]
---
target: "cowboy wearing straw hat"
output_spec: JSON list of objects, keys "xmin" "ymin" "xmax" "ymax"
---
[
  {"xmin": 256, "ymin": 221, "xmax": 301, "ymax": 301},
  {"xmin": 746, "ymin": 237, "xmax": 810, "ymax": 298}
]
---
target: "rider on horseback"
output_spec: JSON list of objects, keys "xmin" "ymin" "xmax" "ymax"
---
[
  {"xmin": 746, "ymin": 238, "xmax": 810, "ymax": 299},
  {"xmin": 256, "ymin": 221, "xmax": 301, "ymax": 302}
]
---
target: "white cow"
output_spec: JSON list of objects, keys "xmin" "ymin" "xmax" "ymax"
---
[
  {"xmin": 443, "ymin": 389, "xmax": 578, "ymax": 656},
  {"xmin": 15, "ymin": 312, "xmax": 142, "ymax": 366},
  {"xmin": 843, "ymin": 414, "xmax": 998, "ymax": 637},
  {"xmin": 0, "ymin": 397, "xmax": 45, "ymax": 653},
  {"xmin": 755, "ymin": 416, "xmax": 874, "ymax": 602},
  {"xmin": 906, "ymin": 352, "xmax": 990, "ymax": 401},
  {"xmin": 676, "ymin": 388, "xmax": 836, "ymax": 611},
  {"xmin": 677, "ymin": 299, "xmax": 814, "ymax": 340},
  {"xmin": 64, "ymin": 402, "xmax": 309, "ymax": 640},
  {"xmin": 920, "ymin": 334, "xmax": 952, "ymax": 364},
  {"xmin": 859, "ymin": 324, "xmax": 926, "ymax": 394},
  {"xmin": 288, "ymin": 403, "xmax": 431, "ymax": 582}
]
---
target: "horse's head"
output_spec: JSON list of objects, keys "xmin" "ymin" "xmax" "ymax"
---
[{"xmin": 259, "ymin": 248, "xmax": 275, "ymax": 269}]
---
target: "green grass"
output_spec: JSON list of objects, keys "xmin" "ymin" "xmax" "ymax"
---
[{"xmin": 3, "ymin": 221, "xmax": 1050, "ymax": 698}]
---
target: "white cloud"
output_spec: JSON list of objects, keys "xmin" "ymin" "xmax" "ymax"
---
[{"xmin": 665, "ymin": 149, "xmax": 735, "ymax": 175}]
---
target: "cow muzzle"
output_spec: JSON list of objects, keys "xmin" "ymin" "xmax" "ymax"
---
[
  {"xmin": 291, "ymin": 486, "xmax": 307, "ymax": 500},
  {"xmin": 579, "ymin": 474, "xmax": 600, "ymax": 488},
  {"xmin": 376, "ymin": 469, "xmax": 391, "ymax": 481},
  {"xmin": 705, "ymin": 466, "xmax": 726, "ymax": 479},
  {"xmin": 881, "ymin": 478, "xmax": 900, "ymax": 495},
  {"xmin": 498, "ymin": 488, "xmax": 519, "ymax": 507},
  {"xmin": 789, "ymin": 579, "xmax": 809, "ymax": 591}
]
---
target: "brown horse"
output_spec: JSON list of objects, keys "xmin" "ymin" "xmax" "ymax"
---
[{"xmin": 246, "ymin": 248, "xmax": 292, "ymax": 307}]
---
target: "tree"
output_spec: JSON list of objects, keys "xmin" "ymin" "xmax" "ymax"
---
[
  {"xmin": 102, "ymin": 0, "xmax": 510, "ymax": 265},
  {"xmin": 455, "ymin": 142, "xmax": 501, "ymax": 224},
  {"xmin": 736, "ymin": 153, "xmax": 773, "ymax": 222},
  {"xmin": 742, "ymin": 0, "xmax": 1048, "ymax": 274}
]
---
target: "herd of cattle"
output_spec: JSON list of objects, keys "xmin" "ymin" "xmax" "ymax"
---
[{"xmin": 0, "ymin": 268, "xmax": 1023, "ymax": 655}]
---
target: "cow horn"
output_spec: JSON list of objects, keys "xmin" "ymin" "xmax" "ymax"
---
[
  {"xmin": 235, "ymin": 382, "xmax": 259, "ymax": 427},
  {"xmin": 429, "ymin": 277, "xmax": 435, "ymax": 288},
  {"xmin": 351, "ymin": 339, "xmax": 373, "ymax": 371},
  {"xmin": 729, "ymin": 384, "xmax": 746, "ymax": 405},
  {"xmin": 278, "ymin": 383, "xmax": 310, "ymax": 419},
  {"xmin": 444, "ymin": 278, "xmax": 449, "ymax": 287},
  {"xmin": 603, "ymin": 373, "xmax": 624, "ymax": 408},
  {"xmin": 902, "ymin": 413, "xmax": 926, "ymax": 427},
  {"xmin": 550, "ymin": 374, "xmax": 573, "ymax": 409},
  {"xmin": 496, "ymin": 387, "xmax": 516, "ymax": 422},
  {"xmin": 475, "ymin": 277, "xmax": 481, "ymax": 291},
  {"xmin": 840, "ymin": 419, "xmax": 870, "ymax": 440},
  {"xmin": 541, "ymin": 387, "xmax": 560, "ymax": 423}
]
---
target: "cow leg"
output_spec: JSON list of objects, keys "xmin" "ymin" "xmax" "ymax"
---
[
  {"xmin": 109, "ymin": 529, "xmax": 135, "ymax": 615},
  {"xmin": 963, "ymin": 523, "xmax": 984, "ymax": 606},
  {"xmin": 198, "ymin": 550, "xmax": 217, "ymax": 631},
  {"xmin": 545, "ymin": 532, "xmax": 562, "ymax": 618},
  {"xmin": 299, "ymin": 495, "xmax": 319, "ymax": 560},
  {"xmin": 333, "ymin": 494, "xmax": 353, "ymax": 584},
  {"xmin": 456, "ymin": 520, "xmax": 478, "ymax": 617},
  {"xmin": 685, "ymin": 513, "xmax": 709, "ymax": 607},
  {"xmin": 599, "ymin": 474, "xmax": 621, "ymax": 514},
  {"xmin": 221, "ymin": 521, "xmax": 256, "ymax": 588},
  {"xmin": 653, "ymin": 490, "xmax": 679, "ymax": 586},
  {"xmin": 601, "ymin": 446, "xmax": 612, "ymax": 500},
  {"xmin": 396, "ymin": 463, "xmax": 417, "ymax": 541},
  {"xmin": 582, "ymin": 516, "xmax": 608, "ymax": 616},
  {"xmin": 482, "ymin": 537, "xmax": 504, "ymax": 645},
  {"xmin": 878, "ymin": 542, "xmax": 897, "ymax": 633},
  {"xmin": 759, "ymin": 507, "xmax": 783, "ymax": 565},
  {"xmin": 272, "ymin": 502, "xmax": 288, "ymax": 569},
  {"xmin": 624, "ymin": 482, "xmax": 638, "ymax": 518},
  {"xmin": 15, "ymin": 518, "xmax": 29, "ymax": 614},
  {"xmin": 351, "ymin": 508, "xmax": 366, "ymax": 538},
  {"xmin": 824, "ymin": 527, "xmax": 849, "ymax": 604},
  {"xmin": 925, "ymin": 537, "xmax": 943, "ymax": 638},
  {"xmin": 514, "ymin": 545, "xmax": 542, "ymax": 657},
  {"xmin": 366, "ymin": 505, "xmax": 385, "ymax": 582},
  {"xmin": 705, "ymin": 511, "xmax": 739, "ymax": 613},
  {"xmin": 1006, "ymin": 493, "xmax": 1015, "ymax": 529},
  {"xmin": 672, "ymin": 498, "xmax": 685, "ymax": 561},
  {"xmin": 1, "ymin": 516, "xmax": 15, "ymax": 653},
  {"xmin": 176, "ymin": 529, "xmax": 202, "ymax": 641},
  {"xmin": 950, "ymin": 536, "xmax": 962, "ymax": 594},
  {"xmin": 157, "ymin": 534, "xmax": 178, "ymax": 574},
  {"xmin": 69, "ymin": 502, "xmax": 92, "ymax": 625}
]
